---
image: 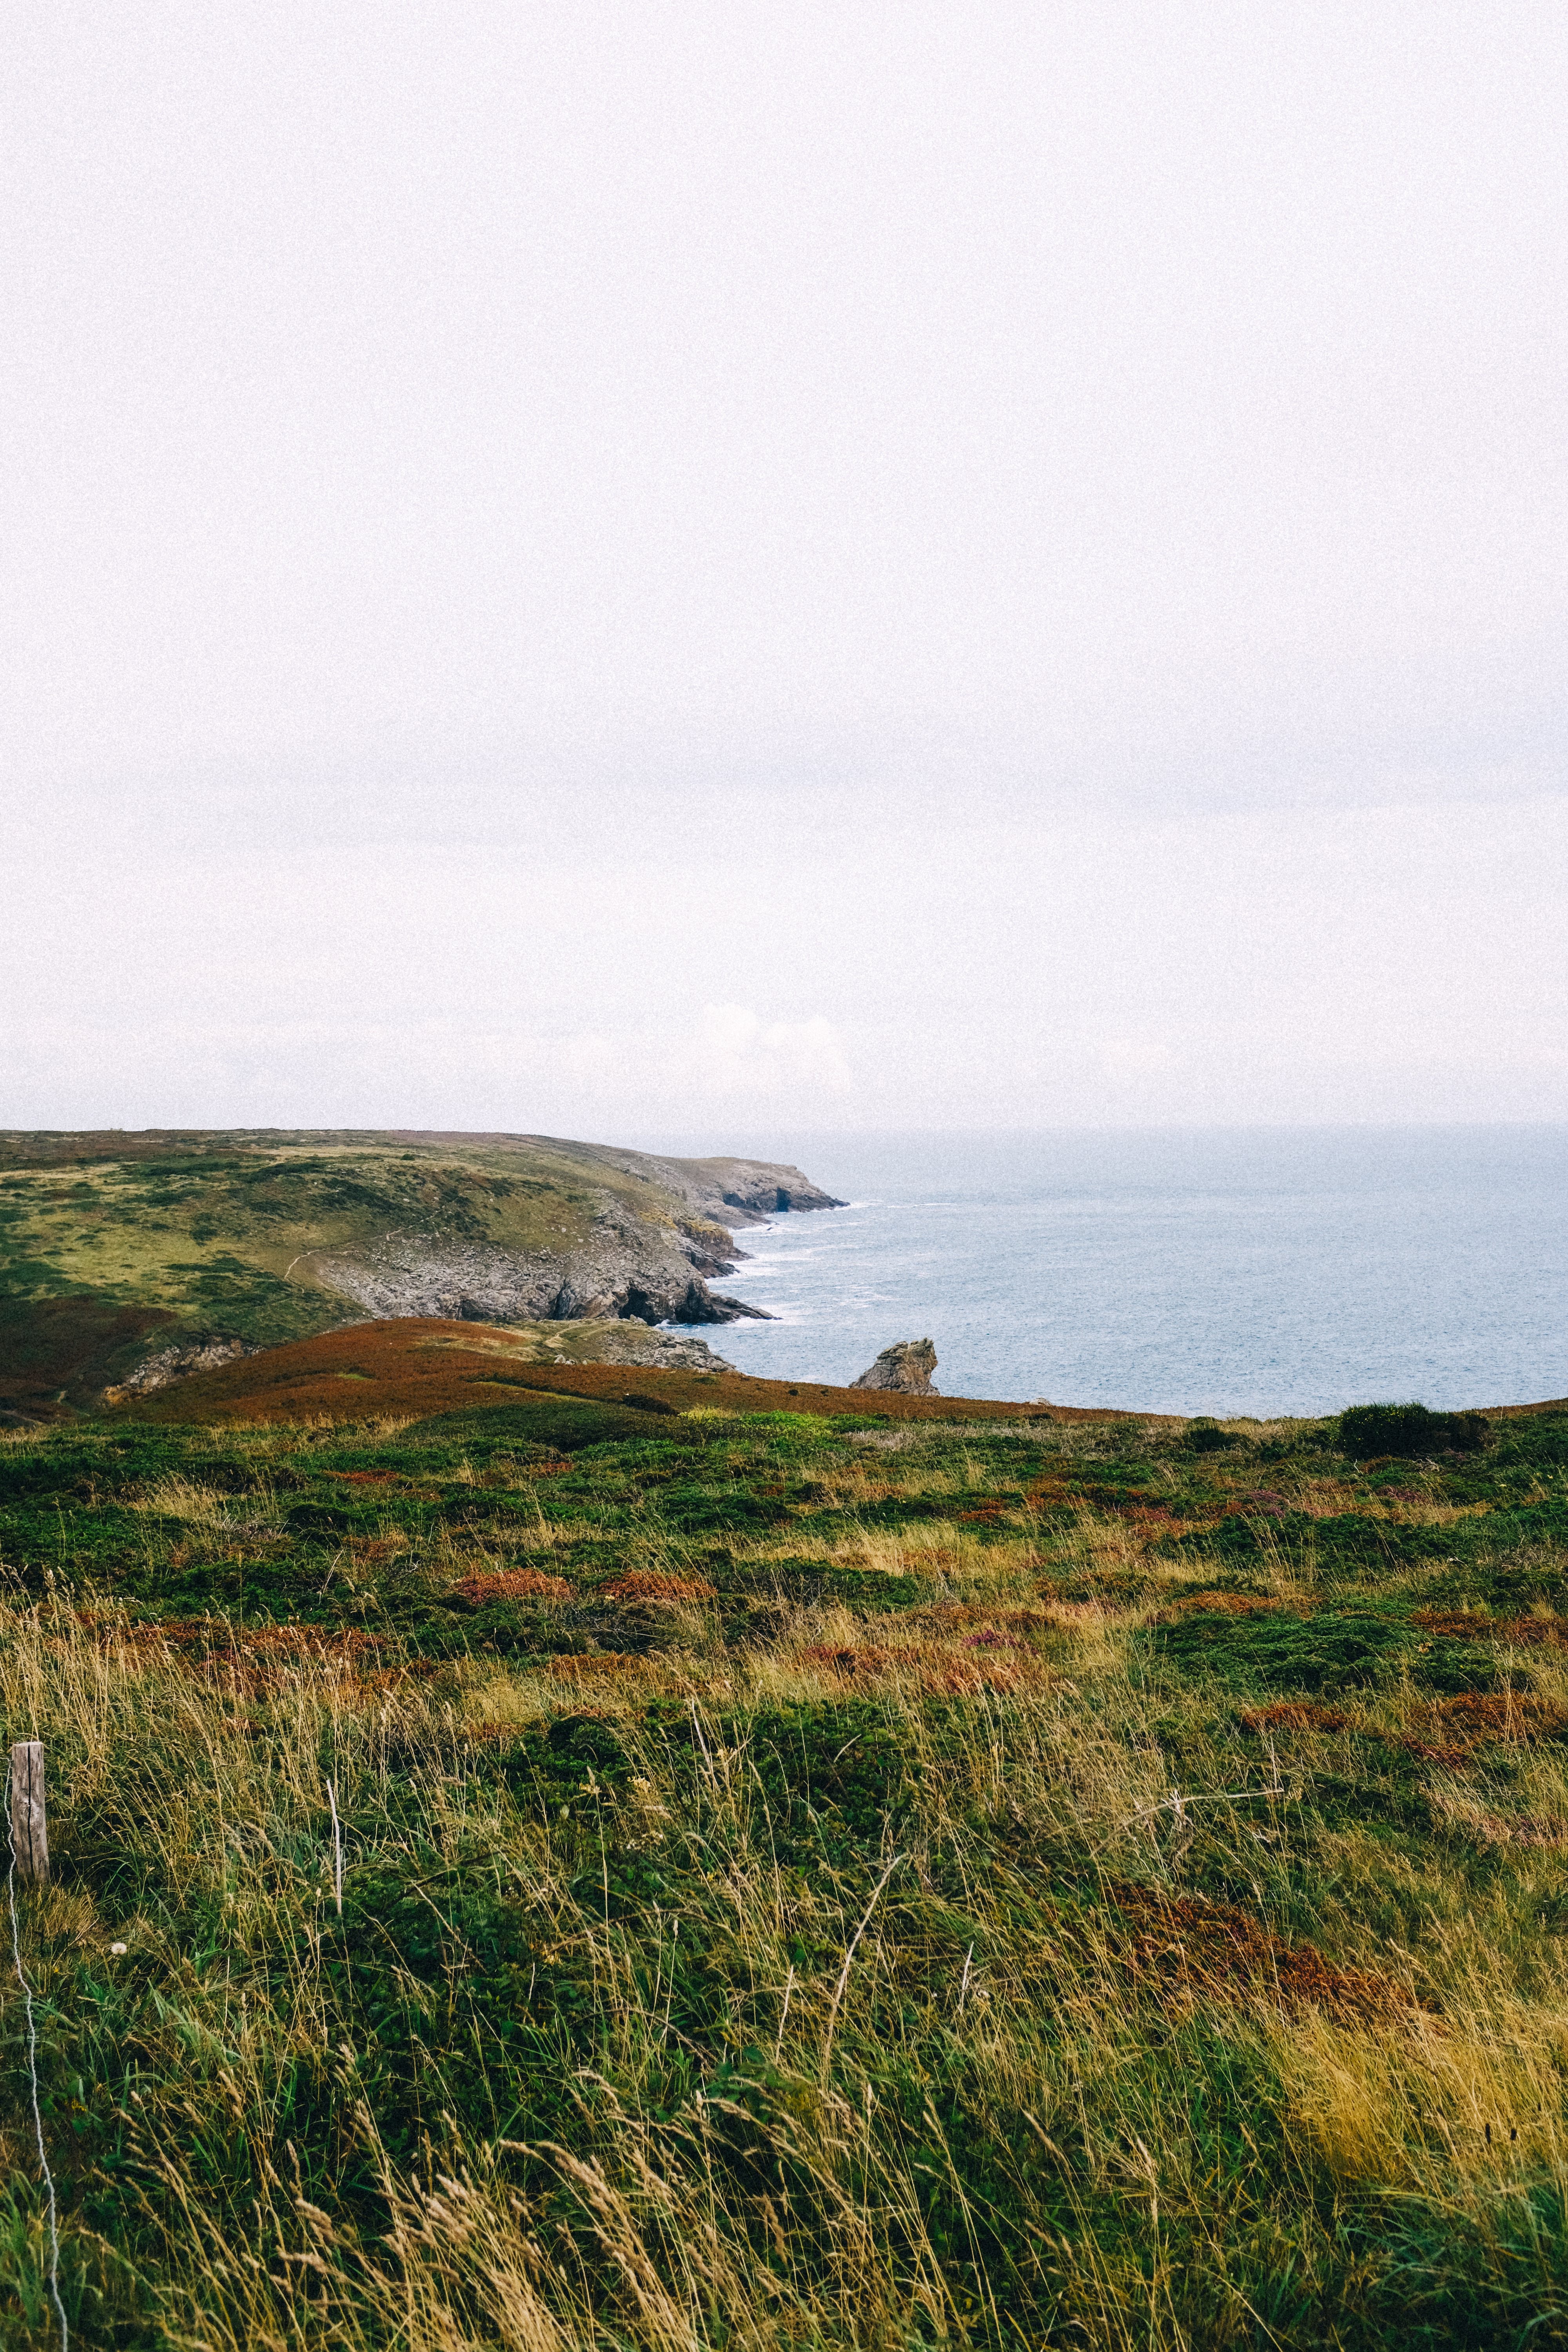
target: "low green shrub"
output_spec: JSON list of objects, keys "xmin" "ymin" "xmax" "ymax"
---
[
  {"xmin": 1183, "ymin": 1420, "xmax": 1246, "ymax": 1453},
  {"xmin": 1338, "ymin": 1401, "xmax": 1489, "ymax": 1459},
  {"xmin": 1153, "ymin": 1606, "xmax": 1411, "ymax": 1691}
]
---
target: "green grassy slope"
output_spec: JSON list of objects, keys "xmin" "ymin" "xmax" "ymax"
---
[
  {"xmin": 2, "ymin": 1392, "xmax": 1568, "ymax": 2345},
  {"xmin": 0, "ymin": 1131, "xmax": 740, "ymax": 1415}
]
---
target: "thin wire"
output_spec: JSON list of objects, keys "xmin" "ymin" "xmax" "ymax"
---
[
  {"xmin": 5, "ymin": 1755, "xmax": 69, "ymax": 2352},
  {"xmin": 326, "ymin": 1779, "xmax": 343, "ymax": 1915}
]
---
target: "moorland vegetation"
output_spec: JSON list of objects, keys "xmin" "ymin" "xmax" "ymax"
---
[{"xmin": 2, "ymin": 1361, "xmax": 1568, "ymax": 2349}]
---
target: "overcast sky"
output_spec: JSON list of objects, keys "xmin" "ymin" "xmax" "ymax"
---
[{"xmin": 5, "ymin": 3, "xmax": 1566, "ymax": 1138}]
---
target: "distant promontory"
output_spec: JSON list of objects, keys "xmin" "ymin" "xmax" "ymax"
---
[{"xmin": 0, "ymin": 1128, "xmax": 844, "ymax": 1420}]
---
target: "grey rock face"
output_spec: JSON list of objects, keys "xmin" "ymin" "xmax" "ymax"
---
[
  {"xmin": 345, "ymin": 1134, "xmax": 845, "ymax": 1325},
  {"xmin": 292, "ymin": 1145, "xmax": 843, "ymax": 1330},
  {"xmin": 310, "ymin": 1235, "xmax": 771, "ymax": 1328},
  {"xmin": 569, "ymin": 1326, "xmax": 737, "ymax": 1371},
  {"xmin": 105, "ymin": 1334, "xmax": 256, "ymax": 1397},
  {"xmin": 579, "ymin": 1149, "xmax": 846, "ymax": 1226},
  {"xmin": 849, "ymin": 1339, "xmax": 938, "ymax": 1395},
  {"xmin": 662, "ymin": 1282, "xmax": 770, "ymax": 1326}
]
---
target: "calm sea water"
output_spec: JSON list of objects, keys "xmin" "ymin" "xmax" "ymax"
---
[{"xmin": 638, "ymin": 1128, "xmax": 1568, "ymax": 1418}]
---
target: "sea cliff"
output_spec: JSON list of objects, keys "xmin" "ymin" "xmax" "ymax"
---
[{"xmin": 0, "ymin": 1127, "xmax": 843, "ymax": 1417}]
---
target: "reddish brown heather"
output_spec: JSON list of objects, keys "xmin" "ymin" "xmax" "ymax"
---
[
  {"xmin": 601, "ymin": 1570, "xmax": 717, "ymax": 1604},
  {"xmin": 103, "ymin": 1316, "xmax": 1147, "ymax": 1427},
  {"xmin": 1154, "ymin": 1592, "xmax": 1291, "ymax": 1622},
  {"xmin": 450, "ymin": 1568, "xmax": 573, "ymax": 1604},
  {"xmin": 1107, "ymin": 1884, "xmax": 1426, "ymax": 2024},
  {"xmin": 1498, "ymin": 1615, "xmax": 1568, "ymax": 1645},
  {"xmin": 1240, "ymin": 1700, "xmax": 1351, "ymax": 1733},
  {"xmin": 1414, "ymin": 1607, "xmax": 1568, "ymax": 1647},
  {"xmin": 1398, "ymin": 1690, "xmax": 1567, "ymax": 1766},
  {"xmin": 72, "ymin": 1611, "xmax": 445, "ymax": 1701},
  {"xmin": 1413, "ymin": 1608, "xmax": 1494, "ymax": 1639}
]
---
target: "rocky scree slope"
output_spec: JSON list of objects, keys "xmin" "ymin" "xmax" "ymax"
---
[{"xmin": 0, "ymin": 1128, "xmax": 840, "ymax": 1418}]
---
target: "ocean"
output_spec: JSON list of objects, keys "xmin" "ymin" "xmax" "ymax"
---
[{"xmin": 641, "ymin": 1127, "xmax": 1568, "ymax": 1418}]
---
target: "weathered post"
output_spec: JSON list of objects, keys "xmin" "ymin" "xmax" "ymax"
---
[{"xmin": 9, "ymin": 1741, "xmax": 49, "ymax": 1883}]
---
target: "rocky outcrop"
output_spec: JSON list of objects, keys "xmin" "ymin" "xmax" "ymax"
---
[
  {"xmin": 309, "ymin": 1234, "xmax": 771, "ymax": 1329},
  {"xmin": 573, "ymin": 1148, "xmax": 846, "ymax": 1227},
  {"xmin": 850, "ymin": 1339, "xmax": 939, "ymax": 1395},
  {"xmin": 103, "ymin": 1334, "xmax": 257, "ymax": 1400},
  {"xmin": 401, "ymin": 1318, "xmax": 739, "ymax": 1373},
  {"xmin": 294, "ymin": 1146, "xmax": 842, "ymax": 1329}
]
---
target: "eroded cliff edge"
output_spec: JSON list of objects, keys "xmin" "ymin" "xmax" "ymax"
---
[{"xmin": 0, "ymin": 1128, "xmax": 844, "ymax": 1417}]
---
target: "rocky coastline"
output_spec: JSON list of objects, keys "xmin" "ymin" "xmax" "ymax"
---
[{"xmin": 0, "ymin": 1128, "xmax": 845, "ymax": 1415}]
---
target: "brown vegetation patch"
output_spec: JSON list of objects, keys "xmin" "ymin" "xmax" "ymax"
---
[
  {"xmin": 73, "ymin": 1612, "xmax": 424, "ymax": 1700},
  {"xmin": 1227, "ymin": 1490, "xmax": 1287, "ymax": 1518},
  {"xmin": 1499, "ymin": 1615, "xmax": 1568, "ymax": 1646},
  {"xmin": 1152, "ymin": 1592, "xmax": 1289, "ymax": 1624},
  {"xmin": 107, "ymin": 1316, "xmax": 1142, "ymax": 1428},
  {"xmin": 1428, "ymin": 1691, "xmax": 1563, "ymax": 1739},
  {"xmin": 450, "ymin": 1568, "xmax": 573, "ymax": 1605},
  {"xmin": 599, "ymin": 1570, "xmax": 717, "ymax": 1605},
  {"xmin": 1240, "ymin": 1701, "xmax": 1351, "ymax": 1734},
  {"xmin": 0, "ymin": 1293, "xmax": 181, "ymax": 1419},
  {"xmin": 1108, "ymin": 1884, "xmax": 1424, "ymax": 2024},
  {"xmin": 1412, "ymin": 1608, "xmax": 1493, "ymax": 1639},
  {"xmin": 546, "ymin": 1653, "xmax": 653, "ymax": 1681},
  {"xmin": 1413, "ymin": 1608, "xmax": 1566, "ymax": 1647},
  {"xmin": 800, "ymin": 1643, "xmax": 893, "ymax": 1680},
  {"xmin": 1399, "ymin": 1690, "xmax": 1567, "ymax": 1766},
  {"xmin": 797, "ymin": 1639, "xmax": 1048, "ymax": 1697},
  {"xmin": 1080, "ymin": 1501, "xmax": 1187, "ymax": 1545},
  {"xmin": 918, "ymin": 1655, "xmax": 1041, "ymax": 1696}
]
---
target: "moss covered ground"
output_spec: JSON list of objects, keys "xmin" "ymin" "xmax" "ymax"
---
[{"xmin": 3, "ymin": 1387, "xmax": 1568, "ymax": 2347}]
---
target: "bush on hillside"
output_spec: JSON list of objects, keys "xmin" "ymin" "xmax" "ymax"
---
[
  {"xmin": 1338, "ymin": 1402, "xmax": 1489, "ymax": 1459},
  {"xmin": 1184, "ymin": 1419, "xmax": 1245, "ymax": 1454}
]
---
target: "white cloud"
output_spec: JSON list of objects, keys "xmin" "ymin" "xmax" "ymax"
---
[{"xmin": 687, "ymin": 1005, "xmax": 853, "ymax": 1100}]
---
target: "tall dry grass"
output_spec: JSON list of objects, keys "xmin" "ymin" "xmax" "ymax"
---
[{"xmin": 4, "ymin": 1549, "xmax": 1568, "ymax": 2348}]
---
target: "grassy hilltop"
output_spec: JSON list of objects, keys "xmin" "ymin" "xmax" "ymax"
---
[
  {"xmin": 0, "ymin": 1130, "xmax": 837, "ymax": 1418},
  {"xmin": 3, "ymin": 1360, "xmax": 1568, "ymax": 2348}
]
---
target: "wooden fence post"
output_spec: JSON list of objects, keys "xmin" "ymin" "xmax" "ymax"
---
[{"xmin": 9, "ymin": 1741, "xmax": 48, "ymax": 1883}]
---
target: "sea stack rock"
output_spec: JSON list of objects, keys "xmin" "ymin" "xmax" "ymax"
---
[{"xmin": 850, "ymin": 1339, "xmax": 938, "ymax": 1394}]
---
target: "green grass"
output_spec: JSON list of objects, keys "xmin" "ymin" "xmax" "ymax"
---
[{"xmin": 2, "ymin": 1400, "xmax": 1568, "ymax": 2345}]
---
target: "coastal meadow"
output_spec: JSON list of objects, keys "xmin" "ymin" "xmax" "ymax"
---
[{"xmin": 2, "ymin": 1388, "xmax": 1567, "ymax": 2347}]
